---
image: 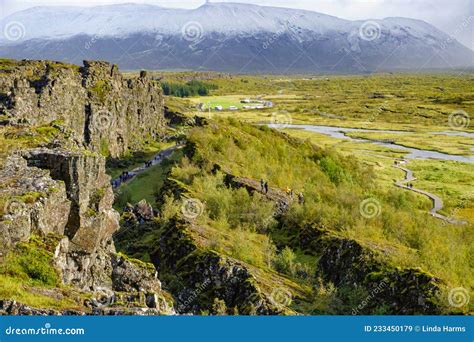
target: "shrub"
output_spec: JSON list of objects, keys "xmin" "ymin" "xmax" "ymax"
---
[
  {"xmin": 319, "ymin": 156, "xmax": 350, "ymax": 185},
  {"xmin": 273, "ymin": 247, "xmax": 297, "ymax": 275},
  {"xmin": 159, "ymin": 195, "xmax": 180, "ymax": 224},
  {"xmin": 211, "ymin": 298, "xmax": 228, "ymax": 315}
]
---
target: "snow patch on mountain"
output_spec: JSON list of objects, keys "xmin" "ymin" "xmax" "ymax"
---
[{"xmin": 0, "ymin": 2, "xmax": 450, "ymax": 44}]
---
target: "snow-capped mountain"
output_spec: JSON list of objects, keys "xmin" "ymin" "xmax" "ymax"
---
[{"xmin": 0, "ymin": 2, "xmax": 472, "ymax": 73}]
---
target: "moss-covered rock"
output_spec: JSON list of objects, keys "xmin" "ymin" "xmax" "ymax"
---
[
  {"xmin": 0, "ymin": 59, "xmax": 167, "ymax": 158},
  {"xmin": 304, "ymin": 225, "xmax": 442, "ymax": 314}
]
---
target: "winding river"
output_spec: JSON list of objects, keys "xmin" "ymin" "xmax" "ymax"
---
[{"xmin": 270, "ymin": 124, "xmax": 474, "ymax": 164}]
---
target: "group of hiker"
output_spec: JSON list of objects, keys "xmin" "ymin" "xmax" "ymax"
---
[
  {"xmin": 260, "ymin": 178, "xmax": 305, "ymax": 204},
  {"xmin": 287, "ymin": 187, "xmax": 305, "ymax": 204},
  {"xmin": 145, "ymin": 152, "xmax": 166, "ymax": 168},
  {"xmin": 112, "ymin": 171, "xmax": 135, "ymax": 189},
  {"xmin": 111, "ymin": 152, "xmax": 169, "ymax": 189}
]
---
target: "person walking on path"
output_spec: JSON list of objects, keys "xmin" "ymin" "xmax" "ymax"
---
[
  {"xmin": 264, "ymin": 182, "xmax": 269, "ymax": 194},
  {"xmin": 260, "ymin": 178, "xmax": 265, "ymax": 193}
]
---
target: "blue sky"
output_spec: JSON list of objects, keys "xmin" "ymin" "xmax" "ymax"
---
[{"xmin": 1, "ymin": 0, "xmax": 472, "ymax": 49}]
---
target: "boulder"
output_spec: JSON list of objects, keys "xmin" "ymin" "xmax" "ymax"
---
[
  {"xmin": 111, "ymin": 253, "xmax": 161, "ymax": 293},
  {"xmin": 134, "ymin": 200, "xmax": 154, "ymax": 221}
]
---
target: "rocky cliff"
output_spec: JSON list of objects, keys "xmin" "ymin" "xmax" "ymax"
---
[
  {"xmin": 0, "ymin": 58, "xmax": 172, "ymax": 314},
  {"xmin": 0, "ymin": 150, "xmax": 173, "ymax": 314},
  {"xmin": 0, "ymin": 59, "xmax": 166, "ymax": 158}
]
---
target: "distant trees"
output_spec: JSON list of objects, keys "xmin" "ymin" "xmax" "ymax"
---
[{"xmin": 161, "ymin": 80, "xmax": 218, "ymax": 97}]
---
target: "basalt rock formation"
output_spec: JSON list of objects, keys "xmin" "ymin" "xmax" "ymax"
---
[
  {"xmin": 0, "ymin": 150, "xmax": 173, "ymax": 315},
  {"xmin": 0, "ymin": 59, "xmax": 172, "ymax": 315},
  {"xmin": 294, "ymin": 224, "xmax": 441, "ymax": 314},
  {"xmin": 0, "ymin": 59, "xmax": 166, "ymax": 158}
]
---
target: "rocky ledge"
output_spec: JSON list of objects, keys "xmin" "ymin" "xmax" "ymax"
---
[
  {"xmin": 0, "ymin": 59, "xmax": 166, "ymax": 158},
  {"xmin": 0, "ymin": 149, "xmax": 173, "ymax": 315}
]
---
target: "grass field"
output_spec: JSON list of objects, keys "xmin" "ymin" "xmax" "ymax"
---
[
  {"xmin": 345, "ymin": 131, "xmax": 474, "ymax": 156},
  {"xmin": 282, "ymin": 128, "xmax": 473, "ymax": 223},
  {"xmin": 190, "ymin": 95, "xmax": 251, "ymax": 110}
]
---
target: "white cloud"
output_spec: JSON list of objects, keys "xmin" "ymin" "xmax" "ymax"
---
[{"xmin": 1, "ymin": 0, "xmax": 472, "ymax": 49}]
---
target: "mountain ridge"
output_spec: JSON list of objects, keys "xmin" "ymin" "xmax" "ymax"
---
[{"xmin": 0, "ymin": 2, "xmax": 472, "ymax": 73}]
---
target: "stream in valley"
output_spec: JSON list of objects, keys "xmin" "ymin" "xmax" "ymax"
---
[{"xmin": 270, "ymin": 124, "xmax": 474, "ymax": 164}]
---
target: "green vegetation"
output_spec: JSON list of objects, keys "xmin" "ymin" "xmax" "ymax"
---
[
  {"xmin": 179, "ymin": 119, "xmax": 473, "ymax": 311},
  {"xmin": 0, "ymin": 59, "xmax": 80, "ymax": 77},
  {"xmin": 0, "ymin": 234, "xmax": 85, "ymax": 310},
  {"xmin": 201, "ymin": 74, "xmax": 474, "ymax": 130},
  {"xmin": 89, "ymin": 80, "xmax": 112, "ymax": 101},
  {"xmin": 115, "ymin": 252, "xmax": 156, "ymax": 275},
  {"xmin": 0, "ymin": 58, "xmax": 17, "ymax": 72},
  {"xmin": 0, "ymin": 276, "xmax": 82, "ymax": 310},
  {"xmin": 162, "ymin": 80, "xmax": 218, "ymax": 97},
  {"xmin": 115, "ymin": 115, "xmax": 472, "ymax": 313},
  {"xmin": 407, "ymin": 159, "xmax": 474, "ymax": 219},
  {"xmin": 190, "ymin": 95, "xmax": 253, "ymax": 110},
  {"xmin": 345, "ymin": 131, "xmax": 474, "ymax": 156},
  {"xmin": 2, "ymin": 67, "xmax": 472, "ymax": 314},
  {"xmin": 0, "ymin": 234, "xmax": 63, "ymax": 287},
  {"xmin": 0, "ymin": 123, "xmax": 62, "ymax": 169}
]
